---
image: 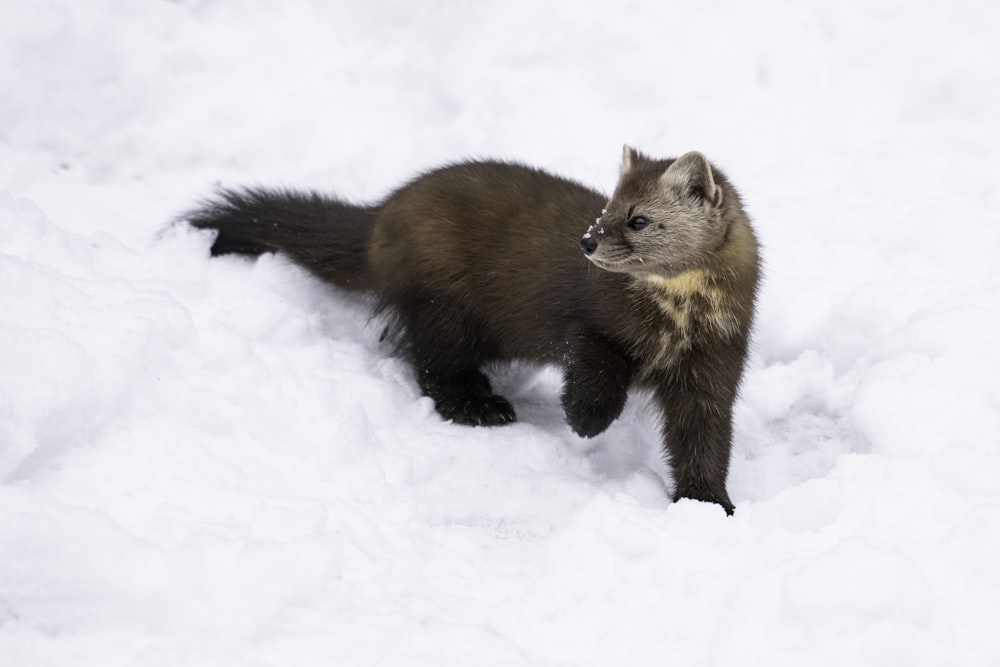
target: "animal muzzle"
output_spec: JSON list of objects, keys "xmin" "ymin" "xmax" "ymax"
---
[{"xmin": 580, "ymin": 233, "xmax": 597, "ymax": 255}]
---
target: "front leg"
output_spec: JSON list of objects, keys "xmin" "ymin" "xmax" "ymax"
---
[
  {"xmin": 561, "ymin": 329, "xmax": 634, "ymax": 438},
  {"xmin": 653, "ymin": 346, "xmax": 745, "ymax": 515}
]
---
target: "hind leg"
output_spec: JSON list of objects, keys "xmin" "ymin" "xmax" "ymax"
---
[{"xmin": 394, "ymin": 297, "xmax": 516, "ymax": 427}]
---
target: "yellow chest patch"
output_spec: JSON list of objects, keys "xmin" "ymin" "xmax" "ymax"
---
[{"xmin": 633, "ymin": 269, "xmax": 741, "ymax": 371}]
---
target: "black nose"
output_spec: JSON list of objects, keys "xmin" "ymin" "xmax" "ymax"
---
[{"xmin": 580, "ymin": 234, "xmax": 597, "ymax": 255}]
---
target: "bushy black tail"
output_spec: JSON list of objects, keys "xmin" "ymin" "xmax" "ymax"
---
[{"xmin": 184, "ymin": 187, "xmax": 377, "ymax": 291}]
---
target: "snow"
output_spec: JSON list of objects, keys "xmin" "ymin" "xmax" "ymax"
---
[{"xmin": 2, "ymin": 0, "xmax": 999, "ymax": 664}]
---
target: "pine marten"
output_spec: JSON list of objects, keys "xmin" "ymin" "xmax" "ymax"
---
[{"xmin": 184, "ymin": 146, "xmax": 760, "ymax": 514}]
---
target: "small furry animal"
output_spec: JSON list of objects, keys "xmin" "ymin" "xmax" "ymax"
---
[{"xmin": 185, "ymin": 146, "xmax": 760, "ymax": 514}]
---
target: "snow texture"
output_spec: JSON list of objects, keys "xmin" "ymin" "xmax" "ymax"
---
[{"xmin": 2, "ymin": 1, "xmax": 999, "ymax": 665}]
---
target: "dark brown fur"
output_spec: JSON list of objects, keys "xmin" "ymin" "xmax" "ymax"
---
[{"xmin": 184, "ymin": 147, "xmax": 759, "ymax": 513}]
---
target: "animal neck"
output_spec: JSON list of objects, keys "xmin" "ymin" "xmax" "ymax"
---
[{"xmin": 638, "ymin": 268, "xmax": 714, "ymax": 298}]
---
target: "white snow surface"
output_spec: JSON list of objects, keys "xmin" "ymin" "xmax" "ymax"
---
[{"xmin": 2, "ymin": 1, "xmax": 999, "ymax": 665}]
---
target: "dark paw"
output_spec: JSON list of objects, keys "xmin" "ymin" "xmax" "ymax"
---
[
  {"xmin": 561, "ymin": 390, "xmax": 621, "ymax": 438},
  {"xmin": 560, "ymin": 371, "xmax": 628, "ymax": 438},
  {"xmin": 564, "ymin": 404, "xmax": 617, "ymax": 438},
  {"xmin": 436, "ymin": 393, "xmax": 517, "ymax": 427},
  {"xmin": 673, "ymin": 484, "xmax": 735, "ymax": 516}
]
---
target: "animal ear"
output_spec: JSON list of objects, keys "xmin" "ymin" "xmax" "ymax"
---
[
  {"xmin": 620, "ymin": 144, "xmax": 640, "ymax": 176},
  {"xmin": 661, "ymin": 151, "xmax": 723, "ymax": 208}
]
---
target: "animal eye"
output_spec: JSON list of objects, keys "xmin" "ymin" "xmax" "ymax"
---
[{"xmin": 627, "ymin": 216, "xmax": 649, "ymax": 230}]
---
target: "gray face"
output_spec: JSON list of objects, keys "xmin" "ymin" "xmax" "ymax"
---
[{"xmin": 582, "ymin": 149, "xmax": 727, "ymax": 278}]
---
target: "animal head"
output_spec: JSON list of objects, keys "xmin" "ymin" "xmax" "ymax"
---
[{"xmin": 581, "ymin": 146, "xmax": 729, "ymax": 278}]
